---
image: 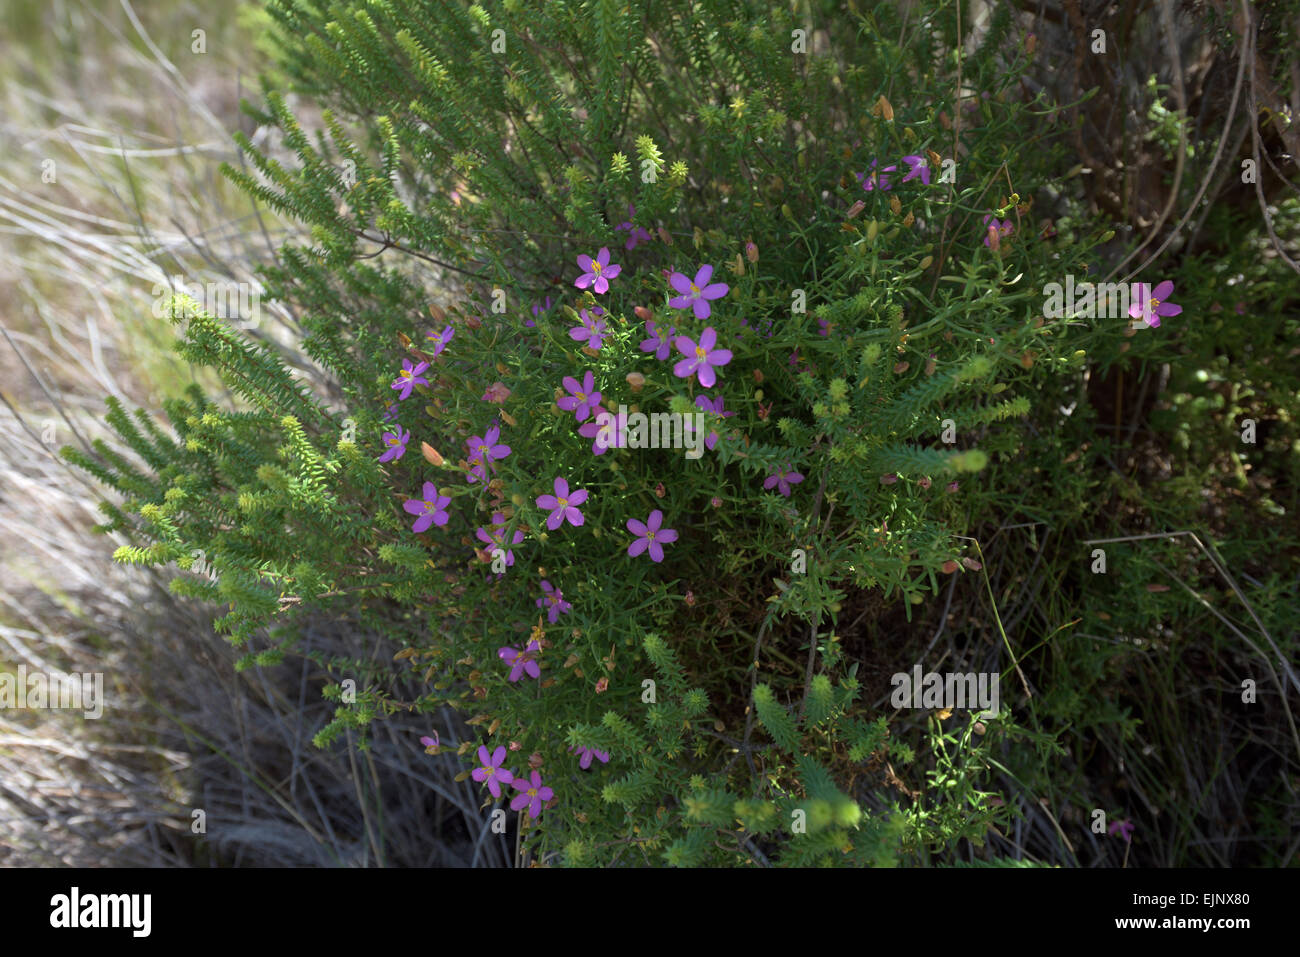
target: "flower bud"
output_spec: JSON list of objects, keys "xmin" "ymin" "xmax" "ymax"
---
[{"xmin": 626, "ymin": 371, "xmax": 646, "ymax": 392}]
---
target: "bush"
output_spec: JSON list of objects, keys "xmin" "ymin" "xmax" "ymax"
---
[{"xmin": 77, "ymin": 0, "xmax": 1295, "ymax": 866}]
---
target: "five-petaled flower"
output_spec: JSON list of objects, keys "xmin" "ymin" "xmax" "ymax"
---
[
  {"xmin": 537, "ymin": 476, "xmax": 588, "ymax": 530},
  {"xmin": 472, "ymin": 745, "xmax": 515, "ymax": 798},
  {"xmin": 899, "ymin": 154, "xmax": 930, "ymax": 185},
  {"xmin": 425, "ymin": 326, "xmax": 455, "ymax": 356},
  {"xmin": 571, "ymin": 745, "xmax": 610, "ymax": 770},
  {"xmin": 467, "ymin": 424, "xmax": 511, "ymax": 470},
  {"xmin": 627, "ymin": 509, "xmax": 678, "ymax": 563},
  {"xmin": 764, "ymin": 465, "xmax": 805, "ymax": 497},
  {"xmin": 579, "ymin": 411, "xmax": 629, "ymax": 455},
  {"xmin": 510, "ymin": 769, "xmax": 554, "ymax": 819},
  {"xmin": 673, "ymin": 327, "xmax": 733, "ymax": 388},
  {"xmin": 392, "ymin": 359, "xmax": 430, "ymax": 400},
  {"xmin": 575, "ymin": 247, "xmax": 621, "ymax": 294},
  {"xmin": 615, "ymin": 204, "xmax": 652, "ymax": 250},
  {"xmin": 639, "ymin": 320, "xmax": 676, "ymax": 360},
  {"xmin": 378, "ymin": 425, "xmax": 410, "ymax": 463},
  {"xmin": 499, "ymin": 639, "xmax": 542, "ymax": 682},
  {"xmin": 536, "ymin": 579, "xmax": 572, "ymax": 624},
  {"xmin": 668, "ymin": 264, "xmax": 730, "ymax": 319},
  {"xmin": 690, "ymin": 394, "xmax": 734, "ymax": 451},
  {"xmin": 1127, "ymin": 280, "xmax": 1181, "ymax": 329},
  {"xmin": 1107, "ymin": 819, "xmax": 1135, "ymax": 842},
  {"xmin": 557, "ymin": 371, "xmax": 602, "ymax": 422},
  {"xmin": 569, "ymin": 307, "xmax": 608, "ymax": 350},
  {"xmin": 476, "ymin": 511, "xmax": 525, "ymax": 566},
  {"xmin": 857, "ymin": 158, "xmax": 898, "ymax": 191},
  {"xmin": 403, "ymin": 481, "xmax": 451, "ymax": 532}
]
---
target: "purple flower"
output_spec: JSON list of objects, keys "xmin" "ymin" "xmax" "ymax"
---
[
  {"xmin": 402, "ymin": 481, "xmax": 451, "ymax": 532},
  {"xmin": 763, "ymin": 465, "xmax": 804, "ymax": 497},
  {"xmin": 574, "ymin": 247, "xmax": 621, "ymax": 295},
  {"xmin": 472, "ymin": 745, "xmax": 515, "ymax": 798},
  {"xmin": 510, "ymin": 769, "xmax": 554, "ymax": 819},
  {"xmin": 982, "ymin": 215, "xmax": 1013, "ymax": 249},
  {"xmin": 899, "ymin": 155, "xmax": 931, "ymax": 185},
  {"xmin": 673, "ymin": 327, "xmax": 733, "ymax": 388},
  {"xmin": 614, "ymin": 204, "xmax": 652, "ymax": 250},
  {"xmin": 424, "ymin": 325, "xmax": 455, "ymax": 356},
  {"xmin": 476, "ymin": 511, "xmax": 525, "ymax": 566},
  {"xmin": 378, "ymin": 425, "xmax": 410, "ymax": 463},
  {"xmin": 627, "ymin": 509, "xmax": 678, "ymax": 562},
  {"xmin": 569, "ymin": 308, "xmax": 608, "ymax": 350},
  {"xmin": 571, "ymin": 744, "xmax": 610, "ymax": 770},
  {"xmin": 420, "ymin": 733, "xmax": 439, "ymax": 751},
  {"xmin": 536, "ymin": 476, "xmax": 588, "ymax": 530},
  {"xmin": 527, "ymin": 296, "xmax": 553, "ymax": 329},
  {"xmin": 690, "ymin": 394, "xmax": 733, "ymax": 451},
  {"xmin": 857, "ymin": 158, "xmax": 898, "ymax": 191},
  {"xmin": 381, "ymin": 402, "xmax": 400, "ymax": 423},
  {"xmin": 467, "ymin": 424, "xmax": 511, "ymax": 467},
  {"xmin": 639, "ymin": 320, "xmax": 676, "ymax": 360},
  {"xmin": 1108, "ymin": 819, "xmax": 1135, "ymax": 842},
  {"xmin": 578, "ymin": 412, "xmax": 628, "ymax": 455},
  {"xmin": 536, "ymin": 579, "xmax": 572, "ymax": 623},
  {"xmin": 557, "ymin": 371, "xmax": 602, "ymax": 422},
  {"xmin": 391, "ymin": 359, "xmax": 430, "ymax": 400},
  {"xmin": 668, "ymin": 264, "xmax": 729, "ymax": 319},
  {"xmin": 1127, "ymin": 280, "xmax": 1181, "ymax": 329},
  {"xmin": 498, "ymin": 639, "xmax": 542, "ymax": 682}
]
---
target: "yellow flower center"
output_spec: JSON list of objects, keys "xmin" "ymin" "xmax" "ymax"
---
[
  {"xmin": 591, "ymin": 261, "xmax": 602, "ymax": 276},
  {"xmin": 400, "ymin": 370, "xmax": 412, "ymax": 379},
  {"xmin": 423, "ymin": 500, "xmax": 434, "ymax": 510},
  {"xmin": 575, "ymin": 391, "xmax": 586, "ymax": 401},
  {"xmin": 557, "ymin": 497, "xmax": 568, "ymax": 508},
  {"xmin": 646, "ymin": 530, "xmax": 655, "ymax": 540},
  {"xmin": 527, "ymin": 787, "xmax": 538, "ymax": 798},
  {"xmin": 388, "ymin": 436, "xmax": 400, "ymax": 446},
  {"xmin": 478, "ymin": 444, "xmax": 489, "ymax": 455},
  {"xmin": 695, "ymin": 346, "xmax": 706, "ymax": 359},
  {"xmin": 690, "ymin": 283, "xmax": 700, "ymax": 296}
]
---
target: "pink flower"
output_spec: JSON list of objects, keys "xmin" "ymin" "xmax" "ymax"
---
[
  {"xmin": 672, "ymin": 327, "xmax": 733, "ymax": 388},
  {"xmin": 472, "ymin": 745, "xmax": 515, "ymax": 798},
  {"xmin": 899, "ymin": 155, "xmax": 930, "ymax": 185},
  {"xmin": 615, "ymin": 204, "xmax": 652, "ymax": 250},
  {"xmin": 391, "ymin": 359, "xmax": 430, "ymax": 400},
  {"xmin": 557, "ymin": 371, "xmax": 602, "ymax": 422},
  {"xmin": 763, "ymin": 465, "xmax": 804, "ymax": 497},
  {"xmin": 982, "ymin": 215, "xmax": 1013, "ymax": 250},
  {"xmin": 668, "ymin": 264, "xmax": 729, "ymax": 319},
  {"xmin": 378, "ymin": 426, "xmax": 409, "ymax": 463},
  {"xmin": 639, "ymin": 320, "xmax": 676, "ymax": 360},
  {"xmin": 536, "ymin": 476, "xmax": 588, "ymax": 530},
  {"xmin": 627, "ymin": 509, "xmax": 678, "ymax": 562},
  {"xmin": 424, "ymin": 326, "xmax": 455, "ymax": 356},
  {"xmin": 1127, "ymin": 280, "xmax": 1182, "ymax": 329},
  {"xmin": 579, "ymin": 412, "xmax": 629, "ymax": 455},
  {"xmin": 402, "ymin": 481, "xmax": 451, "ymax": 532},
  {"xmin": 498, "ymin": 640, "xmax": 542, "ymax": 682},
  {"xmin": 510, "ymin": 769, "xmax": 554, "ymax": 819},
  {"xmin": 857, "ymin": 158, "xmax": 898, "ymax": 191},
  {"xmin": 569, "ymin": 307, "xmax": 608, "ymax": 349},
  {"xmin": 574, "ymin": 247, "xmax": 621, "ymax": 294},
  {"xmin": 571, "ymin": 745, "xmax": 610, "ymax": 770}
]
